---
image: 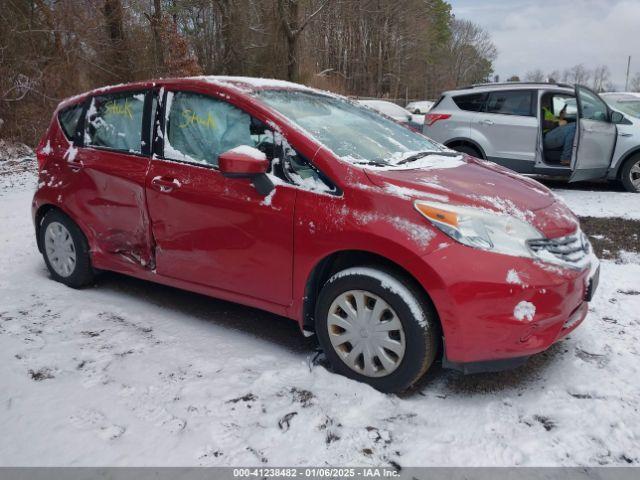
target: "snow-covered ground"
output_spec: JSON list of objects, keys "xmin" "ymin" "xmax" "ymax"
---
[
  {"xmin": 0, "ymin": 146, "xmax": 639, "ymax": 466},
  {"xmin": 552, "ymin": 188, "xmax": 640, "ymax": 220}
]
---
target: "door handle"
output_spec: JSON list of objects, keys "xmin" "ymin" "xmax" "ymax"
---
[
  {"xmin": 479, "ymin": 119, "xmax": 494, "ymax": 126},
  {"xmin": 584, "ymin": 127, "xmax": 595, "ymax": 133},
  {"xmin": 151, "ymin": 176, "xmax": 181, "ymax": 193},
  {"xmin": 619, "ymin": 132, "xmax": 632, "ymax": 137}
]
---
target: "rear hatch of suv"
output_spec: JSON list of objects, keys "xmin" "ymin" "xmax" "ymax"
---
[{"xmin": 423, "ymin": 91, "xmax": 486, "ymax": 145}]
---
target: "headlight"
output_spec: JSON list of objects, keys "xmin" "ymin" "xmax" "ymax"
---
[{"xmin": 414, "ymin": 200, "xmax": 543, "ymax": 259}]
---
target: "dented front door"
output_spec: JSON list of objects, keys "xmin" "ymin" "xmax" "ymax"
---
[{"xmin": 71, "ymin": 90, "xmax": 154, "ymax": 266}]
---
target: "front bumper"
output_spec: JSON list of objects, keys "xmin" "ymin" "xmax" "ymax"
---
[{"xmin": 423, "ymin": 241, "xmax": 598, "ymax": 366}]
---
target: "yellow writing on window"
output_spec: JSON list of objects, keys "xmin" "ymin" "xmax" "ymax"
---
[
  {"xmin": 178, "ymin": 109, "xmax": 217, "ymax": 130},
  {"xmin": 105, "ymin": 99, "xmax": 133, "ymax": 119}
]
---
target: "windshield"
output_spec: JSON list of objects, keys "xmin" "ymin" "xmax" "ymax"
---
[
  {"xmin": 255, "ymin": 90, "xmax": 443, "ymax": 166},
  {"xmin": 603, "ymin": 99, "xmax": 640, "ymax": 118}
]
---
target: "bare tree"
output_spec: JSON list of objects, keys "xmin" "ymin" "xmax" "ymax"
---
[
  {"xmin": 630, "ymin": 73, "xmax": 640, "ymax": 92},
  {"xmin": 277, "ymin": 0, "xmax": 327, "ymax": 81},
  {"xmin": 563, "ymin": 64, "xmax": 591, "ymax": 85},
  {"xmin": 524, "ymin": 69, "xmax": 545, "ymax": 82},
  {"xmin": 547, "ymin": 70, "xmax": 561, "ymax": 83},
  {"xmin": 591, "ymin": 65, "xmax": 610, "ymax": 92},
  {"xmin": 144, "ymin": 0, "xmax": 164, "ymax": 75},
  {"xmin": 447, "ymin": 19, "xmax": 497, "ymax": 87},
  {"xmin": 103, "ymin": 0, "xmax": 132, "ymax": 81}
]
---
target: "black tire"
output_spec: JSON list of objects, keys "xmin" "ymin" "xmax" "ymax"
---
[
  {"xmin": 39, "ymin": 209, "xmax": 95, "ymax": 288},
  {"xmin": 451, "ymin": 143, "xmax": 482, "ymax": 159},
  {"xmin": 315, "ymin": 266, "xmax": 438, "ymax": 393},
  {"xmin": 620, "ymin": 154, "xmax": 640, "ymax": 193}
]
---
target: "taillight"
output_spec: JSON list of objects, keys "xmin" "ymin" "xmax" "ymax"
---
[
  {"xmin": 425, "ymin": 113, "xmax": 451, "ymax": 126},
  {"xmin": 36, "ymin": 151, "xmax": 47, "ymax": 171},
  {"xmin": 35, "ymin": 140, "xmax": 51, "ymax": 171}
]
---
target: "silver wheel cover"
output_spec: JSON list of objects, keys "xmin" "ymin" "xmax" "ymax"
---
[
  {"xmin": 44, "ymin": 221, "xmax": 77, "ymax": 278},
  {"xmin": 327, "ymin": 290, "xmax": 406, "ymax": 378}
]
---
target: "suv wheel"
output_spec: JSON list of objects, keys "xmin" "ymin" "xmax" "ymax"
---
[
  {"xmin": 40, "ymin": 210, "xmax": 95, "ymax": 288},
  {"xmin": 621, "ymin": 154, "xmax": 640, "ymax": 193},
  {"xmin": 315, "ymin": 267, "xmax": 438, "ymax": 393},
  {"xmin": 451, "ymin": 143, "xmax": 482, "ymax": 158}
]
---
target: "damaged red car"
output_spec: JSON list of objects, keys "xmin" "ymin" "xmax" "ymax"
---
[{"xmin": 33, "ymin": 76, "xmax": 600, "ymax": 392}]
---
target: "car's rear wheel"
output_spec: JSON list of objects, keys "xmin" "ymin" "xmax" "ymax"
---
[
  {"xmin": 315, "ymin": 267, "xmax": 438, "ymax": 393},
  {"xmin": 40, "ymin": 210, "xmax": 95, "ymax": 288},
  {"xmin": 621, "ymin": 154, "xmax": 640, "ymax": 193},
  {"xmin": 450, "ymin": 143, "xmax": 482, "ymax": 159}
]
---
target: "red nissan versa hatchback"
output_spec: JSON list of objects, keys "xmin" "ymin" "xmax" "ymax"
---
[{"xmin": 33, "ymin": 76, "xmax": 600, "ymax": 392}]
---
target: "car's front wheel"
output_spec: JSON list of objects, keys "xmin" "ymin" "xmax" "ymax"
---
[
  {"xmin": 621, "ymin": 154, "xmax": 640, "ymax": 193},
  {"xmin": 315, "ymin": 266, "xmax": 438, "ymax": 393},
  {"xmin": 39, "ymin": 209, "xmax": 95, "ymax": 288}
]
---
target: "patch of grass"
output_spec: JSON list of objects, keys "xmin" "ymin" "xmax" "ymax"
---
[
  {"xmin": 225, "ymin": 393, "xmax": 256, "ymax": 404},
  {"xmin": 290, "ymin": 387, "xmax": 314, "ymax": 408},
  {"xmin": 533, "ymin": 414, "xmax": 556, "ymax": 431},
  {"xmin": 579, "ymin": 217, "xmax": 640, "ymax": 260},
  {"xmin": 29, "ymin": 368, "xmax": 54, "ymax": 381}
]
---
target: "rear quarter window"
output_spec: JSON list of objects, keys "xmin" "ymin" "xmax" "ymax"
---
[
  {"xmin": 452, "ymin": 93, "xmax": 487, "ymax": 112},
  {"xmin": 58, "ymin": 104, "xmax": 84, "ymax": 140},
  {"xmin": 430, "ymin": 95, "xmax": 445, "ymax": 110}
]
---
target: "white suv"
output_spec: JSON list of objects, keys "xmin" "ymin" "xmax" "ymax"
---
[{"xmin": 424, "ymin": 82, "xmax": 640, "ymax": 192}]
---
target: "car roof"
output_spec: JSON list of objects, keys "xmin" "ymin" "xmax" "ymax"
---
[
  {"xmin": 57, "ymin": 75, "xmax": 324, "ymax": 110},
  {"xmin": 444, "ymin": 82, "xmax": 574, "ymax": 96}
]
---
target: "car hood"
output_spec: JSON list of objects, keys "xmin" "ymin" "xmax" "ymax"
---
[{"xmin": 364, "ymin": 155, "xmax": 578, "ymax": 238}]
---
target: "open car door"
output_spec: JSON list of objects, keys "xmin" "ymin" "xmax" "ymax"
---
[{"xmin": 570, "ymin": 85, "xmax": 616, "ymax": 182}]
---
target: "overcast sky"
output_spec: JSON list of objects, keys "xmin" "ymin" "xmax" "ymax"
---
[{"xmin": 448, "ymin": 0, "xmax": 640, "ymax": 89}]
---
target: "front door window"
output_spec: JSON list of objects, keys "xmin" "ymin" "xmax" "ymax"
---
[
  {"xmin": 164, "ymin": 92, "xmax": 252, "ymax": 166},
  {"xmin": 577, "ymin": 88, "xmax": 609, "ymax": 122},
  {"xmin": 162, "ymin": 90, "xmax": 334, "ymax": 192}
]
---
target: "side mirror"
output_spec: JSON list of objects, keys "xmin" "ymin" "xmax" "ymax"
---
[
  {"xmin": 219, "ymin": 146, "xmax": 274, "ymax": 196},
  {"xmin": 610, "ymin": 111, "xmax": 625, "ymax": 124}
]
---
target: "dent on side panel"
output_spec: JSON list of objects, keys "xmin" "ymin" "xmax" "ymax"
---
[
  {"xmin": 45, "ymin": 145, "xmax": 155, "ymax": 270},
  {"xmin": 92, "ymin": 173, "xmax": 155, "ymax": 268}
]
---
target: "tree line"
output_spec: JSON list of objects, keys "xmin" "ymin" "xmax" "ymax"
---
[
  {"xmin": 0, "ymin": 0, "xmax": 497, "ymax": 145},
  {"xmin": 504, "ymin": 64, "xmax": 640, "ymax": 93}
]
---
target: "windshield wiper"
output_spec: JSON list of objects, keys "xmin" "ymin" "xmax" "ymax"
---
[
  {"xmin": 352, "ymin": 159, "xmax": 389, "ymax": 167},
  {"xmin": 396, "ymin": 150, "xmax": 461, "ymax": 165}
]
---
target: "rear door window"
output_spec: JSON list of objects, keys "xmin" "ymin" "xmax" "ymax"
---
[
  {"xmin": 58, "ymin": 104, "xmax": 84, "ymax": 140},
  {"xmin": 452, "ymin": 93, "xmax": 487, "ymax": 112},
  {"xmin": 85, "ymin": 92, "xmax": 145, "ymax": 153},
  {"xmin": 484, "ymin": 90, "xmax": 534, "ymax": 116}
]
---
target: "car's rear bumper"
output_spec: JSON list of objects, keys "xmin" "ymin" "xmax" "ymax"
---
[{"xmin": 422, "ymin": 242, "xmax": 598, "ymax": 366}]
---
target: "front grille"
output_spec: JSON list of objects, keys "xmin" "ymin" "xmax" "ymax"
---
[{"xmin": 527, "ymin": 231, "xmax": 589, "ymax": 265}]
